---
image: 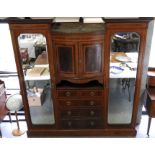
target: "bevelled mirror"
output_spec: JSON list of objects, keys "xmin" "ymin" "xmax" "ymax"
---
[
  {"xmin": 18, "ymin": 33, "xmax": 55, "ymax": 125},
  {"xmin": 108, "ymin": 32, "xmax": 140, "ymax": 124}
]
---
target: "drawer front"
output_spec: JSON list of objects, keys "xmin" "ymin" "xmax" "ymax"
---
[
  {"xmin": 58, "ymin": 99, "xmax": 103, "ymax": 107},
  {"xmin": 80, "ymin": 90, "xmax": 102, "ymax": 97},
  {"xmin": 56, "ymin": 90, "xmax": 103, "ymax": 98},
  {"xmin": 57, "ymin": 90, "xmax": 77, "ymax": 97},
  {"xmin": 60, "ymin": 108, "xmax": 103, "ymax": 118},
  {"xmin": 60, "ymin": 119, "xmax": 103, "ymax": 129}
]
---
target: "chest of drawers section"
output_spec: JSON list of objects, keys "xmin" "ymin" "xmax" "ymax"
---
[{"xmin": 56, "ymin": 89, "xmax": 104, "ymax": 129}]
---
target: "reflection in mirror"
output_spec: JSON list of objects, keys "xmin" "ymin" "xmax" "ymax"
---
[
  {"xmin": 18, "ymin": 33, "xmax": 47, "ymax": 65},
  {"xmin": 108, "ymin": 32, "xmax": 140, "ymax": 124},
  {"xmin": 18, "ymin": 33, "xmax": 55, "ymax": 125}
]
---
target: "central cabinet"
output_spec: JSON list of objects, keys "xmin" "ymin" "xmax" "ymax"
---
[
  {"xmin": 52, "ymin": 29, "xmax": 104, "ymax": 82},
  {"xmin": 9, "ymin": 18, "xmax": 154, "ymax": 137},
  {"xmin": 52, "ymin": 23, "xmax": 105, "ymax": 130}
]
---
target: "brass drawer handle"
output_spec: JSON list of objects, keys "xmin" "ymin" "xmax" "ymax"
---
[
  {"xmin": 67, "ymin": 111, "xmax": 72, "ymax": 116},
  {"xmin": 68, "ymin": 121, "xmax": 72, "ymax": 127},
  {"xmin": 66, "ymin": 101, "xmax": 71, "ymax": 106},
  {"xmin": 65, "ymin": 91, "xmax": 71, "ymax": 97},
  {"xmin": 90, "ymin": 91, "xmax": 95, "ymax": 96},
  {"xmin": 79, "ymin": 59, "xmax": 82, "ymax": 64},
  {"xmin": 90, "ymin": 101, "xmax": 95, "ymax": 106},
  {"xmin": 90, "ymin": 121, "xmax": 95, "ymax": 126},
  {"xmin": 90, "ymin": 110, "xmax": 95, "ymax": 116}
]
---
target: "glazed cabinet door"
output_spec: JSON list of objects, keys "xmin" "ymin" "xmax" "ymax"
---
[
  {"xmin": 54, "ymin": 41, "xmax": 78, "ymax": 78},
  {"xmin": 79, "ymin": 42, "xmax": 103, "ymax": 78}
]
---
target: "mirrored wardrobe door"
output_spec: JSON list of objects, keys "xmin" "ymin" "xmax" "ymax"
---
[
  {"xmin": 18, "ymin": 33, "xmax": 55, "ymax": 125},
  {"xmin": 108, "ymin": 32, "xmax": 140, "ymax": 124}
]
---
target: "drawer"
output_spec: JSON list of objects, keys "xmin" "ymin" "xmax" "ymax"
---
[
  {"xmin": 57, "ymin": 90, "xmax": 78, "ymax": 98},
  {"xmin": 60, "ymin": 119, "xmax": 103, "ymax": 129},
  {"xmin": 60, "ymin": 108, "xmax": 103, "ymax": 118},
  {"xmin": 56, "ymin": 89, "xmax": 103, "ymax": 98},
  {"xmin": 80, "ymin": 90, "xmax": 103, "ymax": 97},
  {"xmin": 58, "ymin": 99, "xmax": 103, "ymax": 107}
]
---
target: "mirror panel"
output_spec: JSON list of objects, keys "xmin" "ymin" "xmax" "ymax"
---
[
  {"xmin": 108, "ymin": 32, "xmax": 140, "ymax": 124},
  {"xmin": 18, "ymin": 33, "xmax": 55, "ymax": 125}
]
